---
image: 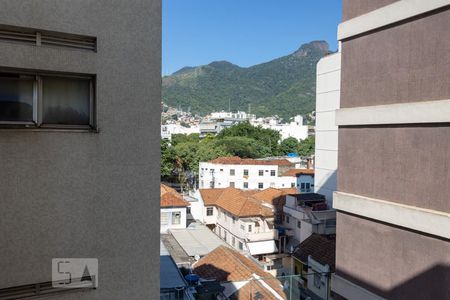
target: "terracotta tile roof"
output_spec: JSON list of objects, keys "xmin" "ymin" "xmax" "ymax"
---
[
  {"xmin": 280, "ymin": 168, "xmax": 315, "ymax": 177},
  {"xmin": 209, "ymin": 156, "xmax": 293, "ymax": 166},
  {"xmin": 194, "ymin": 246, "xmax": 287, "ymax": 300},
  {"xmin": 199, "ymin": 187, "xmax": 277, "ymax": 218},
  {"xmin": 160, "ymin": 184, "xmax": 190, "ymax": 207},
  {"xmin": 293, "ymin": 234, "xmax": 336, "ymax": 271},
  {"xmin": 250, "ymin": 187, "xmax": 297, "ymax": 210}
]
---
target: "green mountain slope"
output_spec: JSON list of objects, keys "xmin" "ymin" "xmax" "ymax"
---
[{"xmin": 162, "ymin": 41, "xmax": 330, "ymax": 121}]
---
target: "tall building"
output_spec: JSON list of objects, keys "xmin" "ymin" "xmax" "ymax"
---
[
  {"xmin": 0, "ymin": 1, "xmax": 161, "ymax": 299},
  {"xmin": 332, "ymin": 1, "xmax": 450, "ymax": 299},
  {"xmin": 314, "ymin": 52, "xmax": 341, "ymax": 205}
]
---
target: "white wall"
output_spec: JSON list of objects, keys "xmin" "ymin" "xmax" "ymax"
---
[
  {"xmin": 160, "ymin": 207, "xmax": 187, "ymax": 233},
  {"xmin": 199, "ymin": 162, "xmax": 296, "ymax": 190},
  {"xmin": 297, "ymin": 174, "xmax": 315, "ymax": 193},
  {"xmin": 314, "ymin": 53, "xmax": 341, "ymax": 205}
]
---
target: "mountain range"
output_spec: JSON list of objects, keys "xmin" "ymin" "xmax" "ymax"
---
[{"xmin": 162, "ymin": 41, "xmax": 331, "ymax": 121}]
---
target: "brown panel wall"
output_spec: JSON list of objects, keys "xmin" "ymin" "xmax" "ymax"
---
[
  {"xmin": 338, "ymin": 126, "xmax": 450, "ymax": 213},
  {"xmin": 336, "ymin": 212, "xmax": 450, "ymax": 299},
  {"xmin": 341, "ymin": 8, "xmax": 450, "ymax": 108},
  {"xmin": 342, "ymin": 0, "xmax": 398, "ymax": 21}
]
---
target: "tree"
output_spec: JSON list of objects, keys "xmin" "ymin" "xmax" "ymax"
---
[
  {"xmin": 214, "ymin": 136, "xmax": 271, "ymax": 158},
  {"xmin": 161, "ymin": 139, "xmax": 176, "ymax": 179},
  {"xmin": 297, "ymin": 135, "xmax": 315, "ymax": 157},
  {"xmin": 279, "ymin": 137, "xmax": 299, "ymax": 155}
]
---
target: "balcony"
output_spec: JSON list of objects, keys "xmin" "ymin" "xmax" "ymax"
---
[{"xmin": 245, "ymin": 230, "xmax": 278, "ymax": 241}]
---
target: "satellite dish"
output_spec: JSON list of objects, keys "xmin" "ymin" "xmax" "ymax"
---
[{"xmin": 194, "ymin": 254, "xmax": 200, "ymax": 261}]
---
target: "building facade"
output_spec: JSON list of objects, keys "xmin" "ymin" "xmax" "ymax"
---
[
  {"xmin": 314, "ymin": 52, "xmax": 340, "ymax": 205},
  {"xmin": 333, "ymin": 1, "xmax": 450, "ymax": 299},
  {"xmin": 199, "ymin": 156, "xmax": 298, "ymax": 190},
  {"xmin": 160, "ymin": 184, "xmax": 190, "ymax": 233},
  {"xmin": 0, "ymin": 1, "xmax": 161, "ymax": 299}
]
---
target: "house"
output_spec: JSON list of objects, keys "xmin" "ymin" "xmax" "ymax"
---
[
  {"xmin": 292, "ymin": 234, "xmax": 335, "ymax": 300},
  {"xmin": 283, "ymin": 193, "xmax": 336, "ymax": 246},
  {"xmin": 193, "ymin": 246, "xmax": 287, "ymax": 300},
  {"xmin": 0, "ymin": 1, "xmax": 161, "ymax": 299},
  {"xmin": 199, "ymin": 156, "xmax": 298, "ymax": 190},
  {"xmin": 279, "ymin": 168, "xmax": 315, "ymax": 193},
  {"xmin": 161, "ymin": 184, "xmax": 190, "ymax": 233}
]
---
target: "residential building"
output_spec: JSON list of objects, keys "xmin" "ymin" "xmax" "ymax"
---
[
  {"xmin": 161, "ymin": 184, "xmax": 190, "ymax": 233},
  {"xmin": 193, "ymin": 246, "xmax": 287, "ymax": 300},
  {"xmin": 280, "ymin": 168, "xmax": 315, "ymax": 193},
  {"xmin": 0, "ymin": 1, "xmax": 160, "ymax": 299},
  {"xmin": 332, "ymin": 1, "xmax": 450, "ymax": 299},
  {"xmin": 283, "ymin": 193, "xmax": 336, "ymax": 248},
  {"xmin": 292, "ymin": 234, "xmax": 336, "ymax": 300},
  {"xmin": 161, "ymin": 123, "xmax": 200, "ymax": 140},
  {"xmin": 314, "ymin": 52, "xmax": 340, "ymax": 205},
  {"xmin": 251, "ymin": 115, "xmax": 309, "ymax": 140},
  {"xmin": 199, "ymin": 156, "xmax": 298, "ymax": 190}
]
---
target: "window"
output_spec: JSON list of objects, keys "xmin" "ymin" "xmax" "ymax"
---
[
  {"xmin": 286, "ymin": 215, "xmax": 290, "ymax": 223},
  {"xmin": 218, "ymin": 209, "xmax": 222, "ymax": 218},
  {"xmin": 243, "ymin": 182, "xmax": 248, "ymax": 189},
  {"xmin": 243, "ymin": 169, "xmax": 249, "ymax": 176},
  {"xmin": 230, "ymin": 182, "xmax": 235, "ymax": 187},
  {"xmin": 258, "ymin": 182, "xmax": 263, "ymax": 189},
  {"xmin": 291, "ymin": 182, "xmax": 296, "ymax": 188},
  {"xmin": 232, "ymin": 236, "xmax": 235, "ymax": 247},
  {"xmin": 209, "ymin": 181, "xmax": 214, "ymax": 188},
  {"xmin": 200, "ymin": 180, "xmax": 204, "ymax": 188},
  {"xmin": 220, "ymin": 169, "xmax": 223, "ymax": 172},
  {"xmin": 224, "ymin": 231, "xmax": 227, "ymax": 241},
  {"xmin": 0, "ymin": 72, "xmax": 94, "ymax": 128},
  {"xmin": 230, "ymin": 169, "xmax": 235, "ymax": 176},
  {"xmin": 258, "ymin": 170, "xmax": 264, "ymax": 176},
  {"xmin": 248, "ymin": 225, "xmax": 252, "ymax": 232},
  {"xmin": 160, "ymin": 212, "xmax": 169, "ymax": 225},
  {"xmin": 301, "ymin": 183, "xmax": 306, "ymax": 190},
  {"xmin": 218, "ymin": 227, "xmax": 221, "ymax": 236},
  {"xmin": 232, "ymin": 217, "xmax": 236, "ymax": 224},
  {"xmin": 240, "ymin": 224, "xmax": 245, "ymax": 231},
  {"xmin": 270, "ymin": 170, "xmax": 276, "ymax": 176},
  {"xmin": 297, "ymin": 221, "xmax": 301, "ymax": 228},
  {"xmin": 172, "ymin": 212, "xmax": 181, "ymax": 225},
  {"xmin": 206, "ymin": 207, "xmax": 213, "ymax": 216},
  {"xmin": 306, "ymin": 183, "xmax": 311, "ymax": 191},
  {"xmin": 238, "ymin": 242, "xmax": 243, "ymax": 250}
]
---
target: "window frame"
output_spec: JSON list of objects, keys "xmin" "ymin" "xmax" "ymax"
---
[
  {"xmin": 0, "ymin": 70, "xmax": 96, "ymax": 130},
  {"xmin": 206, "ymin": 207, "xmax": 214, "ymax": 216},
  {"xmin": 258, "ymin": 182, "xmax": 263, "ymax": 189}
]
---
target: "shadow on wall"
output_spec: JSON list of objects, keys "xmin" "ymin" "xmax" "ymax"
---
[
  {"xmin": 315, "ymin": 170, "xmax": 337, "ymax": 205},
  {"xmin": 337, "ymin": 264, "xmax": 450, "ymax": 299}
]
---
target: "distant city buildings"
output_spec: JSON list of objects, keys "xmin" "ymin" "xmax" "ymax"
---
[{"xmin": 251, "ymin": 115, "xmax": 310, "ymax": 140}]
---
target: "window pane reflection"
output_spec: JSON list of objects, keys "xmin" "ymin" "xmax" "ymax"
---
[
  {"xmin": 42, "ymin": 76, "xmax": 90, "ymax": 125},
  {"xmin": 0, "ymin": 76, "xmax": 34, "ymax": 122}
]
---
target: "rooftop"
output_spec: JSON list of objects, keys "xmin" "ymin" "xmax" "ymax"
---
[
  {"xmin": 293, "ymin": 234, "xmax": 336, "ymax": 272},
  {"xmin": 208, "ymin": 156, "xmax": 293, "ymax": 166},
  {"xmin": 280, "ymin": 168, "xmax": 315, "ymax": 177},
  {"xmin": 160, "ymin": 183, "xmax": 190, "ymax": 207},
  {"xmin": 193, "ymin": 246, "xmax": 287, "ymax": 300},
  {"xmin": 160, "ymin": 240, "xmax": 188, "ymax": 290},
  {"xmin": 199, "ymin": 187, "xmax": 295, "ymax": 218}
]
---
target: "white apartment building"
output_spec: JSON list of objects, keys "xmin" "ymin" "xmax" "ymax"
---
[
  {"xmin": 251, "ymin": 115, "xmax": 309, "ymax": 140},
  {"xmin": 283, "ymin": 193, "xmax": 336, "ymax": 245},
  {"xmin": 314, "ymin": 52, "xmax": 340, "ymax": 205},
  {"xmin": 199, "ymin": 110, "xmax": 255, "ymax": 137},
  {"xmin": 161, "ymin": 123, "xmax": 200, "ymax": 140},
  {"xmin": 199, "ymin": 156, "xmax": 297, "ymax": 190}
]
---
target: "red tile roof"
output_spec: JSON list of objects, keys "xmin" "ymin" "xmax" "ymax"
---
[
  {"xmin": 293, "ymin": 234, "xmax": 336, "ymax": 271},
  {"xmin": 280, "ymin": 168, "xmax": 315, "ymax": 177},
  {"xmin": 209, "ymin": 156, "xmax": 293, "ymax": 166},
  {"xmin": 199, "ymin": 187, "xmax": 296, "ymax": 218},
  {"xmin": 194, "ymin": 246, "xmax": 287, "ymax": 300},
  {"xmin": 160, "ymin": 184, "xmax": 190, "ymax": 207}
]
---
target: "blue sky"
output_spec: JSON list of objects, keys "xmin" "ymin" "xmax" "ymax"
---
[{"xmin": 163, "ymin": 1, "xmax": 342, "ymax": 75}]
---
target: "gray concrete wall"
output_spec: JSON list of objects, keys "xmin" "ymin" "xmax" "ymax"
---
[
  {"xmin": 338, "ymin": 125, "xmax": 450, "ymax": 213},
  {"xmin": 336, "ymin": 212, "xmax": 450, "ymax": 299},
  {"xmin": 342, "ymin": 0, "xmax": 399, "ymax": 21},
  {"xmin": 0, "ymin": 1, "xmax": 161, "ymax": 299},
  {"xmin": 341, "ymin": 7, "xmax": 450, "ymax": 108}
]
